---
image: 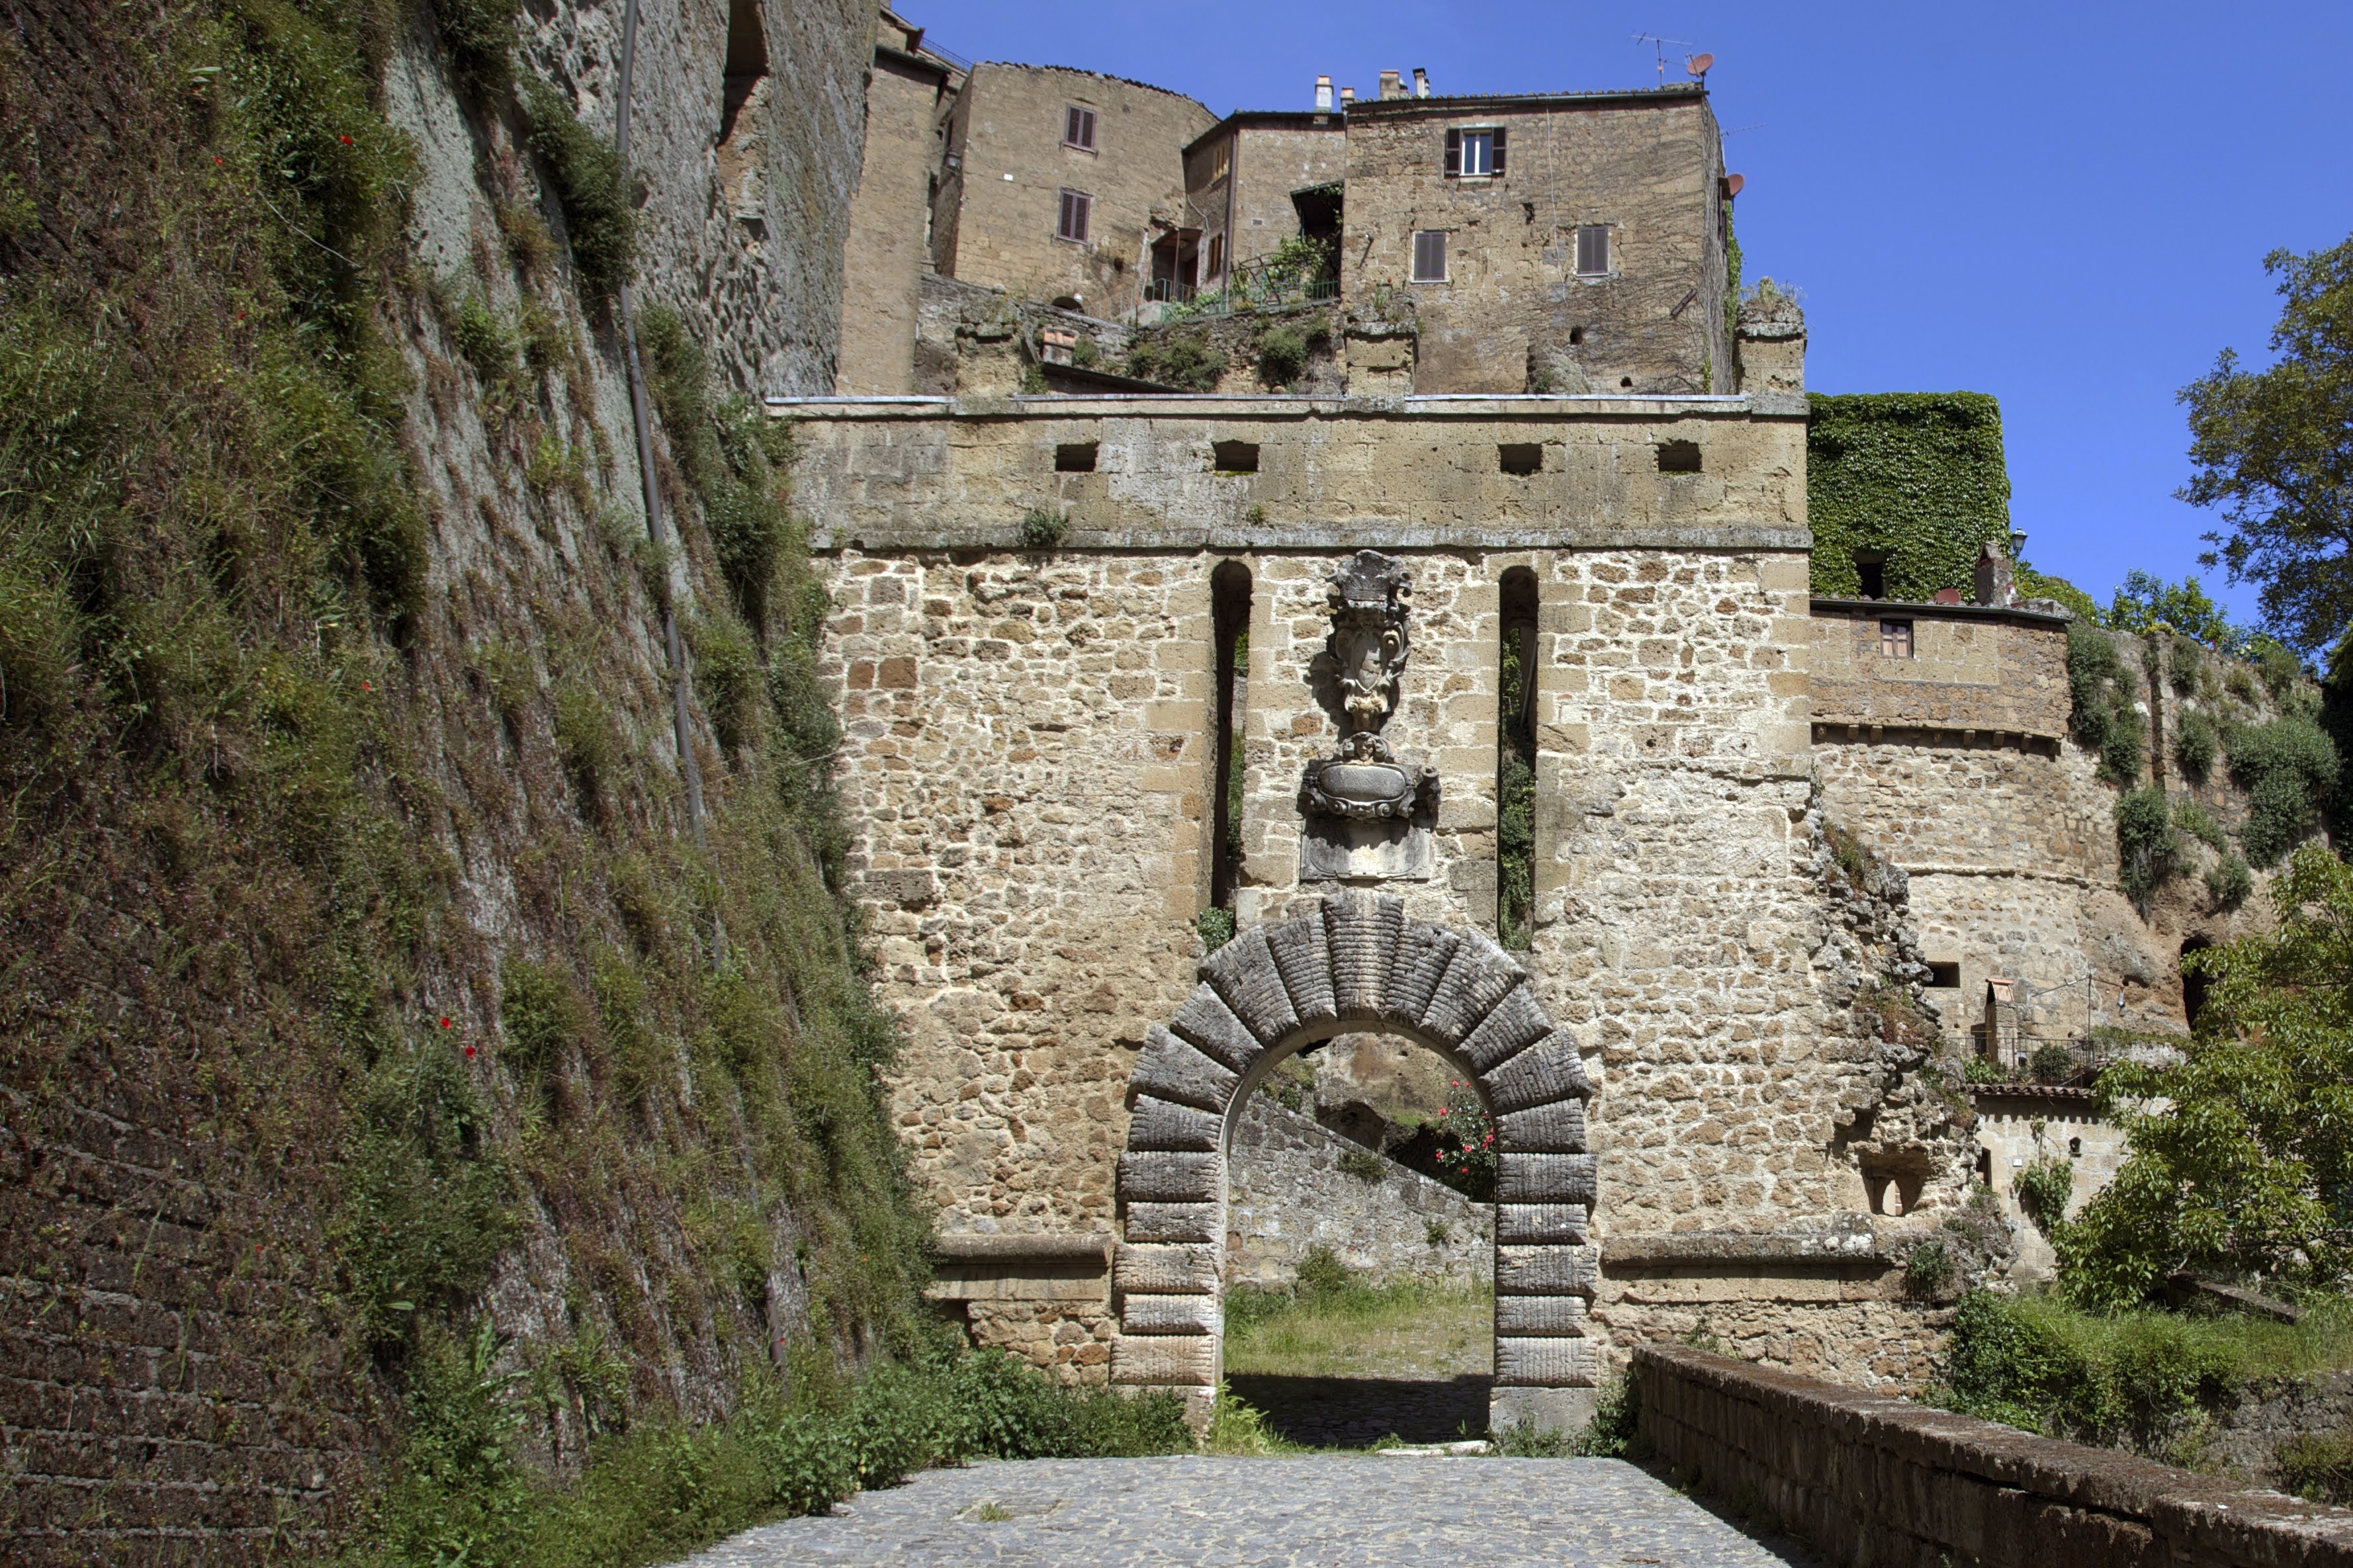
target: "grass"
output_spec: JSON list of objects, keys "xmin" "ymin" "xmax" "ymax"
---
[{"xmin": 1223, "ymin": 1266, "xmax": 1493, "ymax": 1380}]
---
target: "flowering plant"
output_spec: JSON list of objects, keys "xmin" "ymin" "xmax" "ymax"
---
[{"xmin": 1430, "ymin": 1080, "xmax": 1497, "ymax": 1199}]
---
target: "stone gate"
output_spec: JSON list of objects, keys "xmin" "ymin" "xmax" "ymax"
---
[{"xmin": 1112, "ymin": 894, "xmax": 1595, "ymax": 1428}]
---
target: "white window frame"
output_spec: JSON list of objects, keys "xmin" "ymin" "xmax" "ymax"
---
[
  {"xmin": 1459, "ymin": 128, "xmax": 1495, "ymax": 178},
  {"xmin": 1063, "ymin": 105, "xmax": 1097, "ymax": 152},
  {"xmin": 1574, "ymin": 224, "xmax": 1612, "ymax": 277},
  {"xmin": 1057, "ymin": 189, "xmax": 1092, "ymax": 243},
  {"xmin": 1410, "ymin": 230, "xmax": 1448, "ymax": 284}
]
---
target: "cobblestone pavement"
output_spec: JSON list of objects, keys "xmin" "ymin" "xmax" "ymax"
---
[{"xmin": 673, "ymin": 1456, "xmax": 1816, "ymax": 1567}]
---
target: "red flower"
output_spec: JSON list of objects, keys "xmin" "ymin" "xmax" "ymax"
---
[
  {"xmin": 439, "ymin": 1016, "xmax": 451, "ymax": 1029},
  {"xmin": 338, "ymin": 134, "xmax": 353, "ymax": 146},
  {"xmin": 361, "ymin": 680, "xmax": 373, "ymax": 691},
  {"xmin": 463, "ymin": 1044, "xmax": 477, "ymax": 1059}
]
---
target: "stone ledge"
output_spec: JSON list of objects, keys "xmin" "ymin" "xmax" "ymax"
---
[
  {"xmin": 932, "ymin": 1232, "xmax": 1114, "ymax": 1264},
  {"xmin": 1634, "ymin": 1342, "xmax": 2353, "ymax": 1567},
  {"xmin": 1603, "ymin": 1228, "xmax": 1887, "ymax": 1268},
  {"xmin": 813, "ymin": 522, "xmax": 1816, "ymax": 554}
]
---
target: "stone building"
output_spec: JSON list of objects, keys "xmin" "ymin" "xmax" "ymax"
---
[
  {"xmin": 928, "ymin": 63, "xmax": 1214, "ymax": 320},
  {"xmin": 834, "ymin": 9, "xmax": 963, "ymax": 394},
  {"xmin": 1176, "ymin": 106, "xmax": 1346, "ymax": 304},
  {"xmin": 1338, "ymin": 83, "xmax": 1733, "ymax": 394}
]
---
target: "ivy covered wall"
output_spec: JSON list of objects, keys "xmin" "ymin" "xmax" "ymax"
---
[{"xmin": 1808, "ymin": 393, "xmax": 2015, "ymax": 600}]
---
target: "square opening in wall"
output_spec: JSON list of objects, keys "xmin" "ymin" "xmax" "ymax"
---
[
  {"xmin": 1928, "ymin": 962, "xmax": 1961, "ymax": 989},
  {"xmin": 1055, "ymin": 441, "xmax": 1098, "ymax": 473},
  {"xmin": 1212, "ymin": 440, "xmax": 1259, "ymax": 474},
  {"xmin": 1497, "ymin": 443, "xmax": 1542, "ymax": 476},
  {"xmin": 1656, "ymin": 440, "xmax": 1702, "ymax": 473}
]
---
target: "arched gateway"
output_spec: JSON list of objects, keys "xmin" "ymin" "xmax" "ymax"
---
[{"xmin": 1108, "ymin": 891, "xmax": 1599, "ymax": 1430}]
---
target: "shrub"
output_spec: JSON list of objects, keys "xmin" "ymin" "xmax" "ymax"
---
[
  {"xmin": 1257, "ymin": 324, "xmax": 1308, "ymax": 387},
  {"xmin": 690, "ymin": 613, "xmax": 762, "ymax": 755},
  {"xmin": 1296, "ymin": 1245, "xmax": 1353, "ymax": 1298},
  {"xmin": 523, "ymin": 79, "xmax": 636, "ymax": 298},
  {"xmin": 2173, "ymin": 797, "xmax": 2226, "ymax": 849},
  {"xmin": 2173, "ymin": 708, "xmax": 2218, "ymax": 781},
  {"xmin": 2227, "ymin": 663, "xmax": 2259, "ymax": 702},
  {"xmin": 499, "ymin": 959, "xmax": 590, "ymax": 1076},
  {"xmin": 1904, "ymin": 1237, "xmax": 1959, "ymax": 1299},
  {"xmin": 1963, "ymin": 1053, "xmax": 2008, "ymax": 1085},
  {"xmin": 1195, "ymin": 906, "xmax": 1234, "ymax": 952},
  {"xmin": 2206, "ymin": 851, "xmax": 2254, "ymax": 909},
  {"xmin": 2254, "ymin": 638, "xmax": 2304, "ymax": 698},
  {"xmin": 1425, "ymin": 1079, "xmax": 1497, "ymax": 1199},
  {"xmin": 432, "ymin": 0, "xmax": 519, "ymax": 101},
  {"xmin": 1336, "ymin": 1146, "xmax": 1386, "ymax": 1182},
  {"xmin": 2016, "ymin": 1155, "xmax": 2074, "ymax": 1232},
  {"xmin": 2068, "ymin": 621, "xmax": 2145, "ymax": 783},
  {"xmin": 2170, "ymin": 639, "xmax": 2205, "ymax": 695},
  {"xmin": 2277, "ymin": 1430, "xmax": 2353, "ymax": 1506},
  {"xmin": 1018, "ymin": 507, "xmax": 1067, "ymax": 549},
  {"xmin": 2029, "ymin": 1043, "xmax": 2077, "ymax": 1084},
  {"xmin": 2226, "ymin": 716, "xmax": 2338, "ymax": 865},
  {"xmin": 2112, "ymin": 787, "xmax": 2177, "ymax": 907},
  {"xmin": 1126, "ymin": 329, "xmax": 1229, "ymax": 392}
]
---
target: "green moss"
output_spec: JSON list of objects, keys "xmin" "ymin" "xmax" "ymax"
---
[{"xmin": 1807, "ymin": 393, "xmax": 2013, "ymax": 599}]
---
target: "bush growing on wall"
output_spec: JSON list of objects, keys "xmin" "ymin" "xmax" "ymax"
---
[
  {"xmin": 2068, "ymin": 622, "xmax": 2147, "ymax": 783},
  {"xmin": 2225, "ymin": 715, "xmax": 2338, "ymax": 864},
  {"xmin": 1807, "ymin": 393, "xmax": 2013, "ymax": 599},
  {"xmin": 2112, "ymin": 788, "xmax": 2178, "ymax": 908}
]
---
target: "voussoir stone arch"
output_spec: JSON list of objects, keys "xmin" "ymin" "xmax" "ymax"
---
[{"xmin": 1108, "ymin": 891, "xmax": 1599, "ymax": 1426}]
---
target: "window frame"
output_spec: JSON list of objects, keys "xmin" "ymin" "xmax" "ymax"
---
[
  {"xmin": 1574, "ymin": 224, "xmax": 1612, "ymax": 277},
  {"xmin": 1063, "ymin": 105, "xmax": 1097, "ymax": 152},
  {"xmin": 1056, "ymin": 188, "xmax": 1092, "ymax": 244},
  {"xmin": 1460, "ymin": 128, "xmax": 1495, "ymax": 177},
  {"xmin": 1410, "ymin": 229, "xmax": 1448, "ymax": 284},
  {"xmin": 1879, "ymin": 618, "xmax": 1915, "ymax": 660}
]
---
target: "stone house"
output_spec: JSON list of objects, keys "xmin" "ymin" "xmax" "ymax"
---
[
  {"xmin": 1175, "ymin": 105, "xmax": 1346, "ymax": 306},
  {"xmin": 834, "ymin": 8, "xmax": 963, "ymax": 394},
  {"xmin": 928, "ymin": 63, "xmax": 1214, "ymax": 322}
]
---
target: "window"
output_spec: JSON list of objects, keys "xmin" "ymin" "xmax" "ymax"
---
[
  {"xmin": 1211, "ymin": 440, "xmax": 1259, "ymax": 474},
  {"xmin": 1210, "ymin": 142, "xmax": 1231, "ymax": 184},
  {"xmin": 1655, "ymin": 440, "xmax": 1702, "ymax": 474},
  {"xmin": 1444, "ymin": 126, "xmax": 1505, "ymax": 177},
  {"xmin": 1575, "ymin": 224, "xmax": 1611, "ymax": 275},
  {"xmin": 1928, "ymin": 962, "xmax": 1961, "ymax": 989},
  {"xmin": 1057, "ymin": 189, "xmax": 1091, "ymax": 243},
  {"xmin": 1497, "ymin": 443, "xmax": 1542, "ymax": 476},
  {"xmin": 1855, "ymin": 556, "xmax": 1886, "ymax": 599},
  {"xmin": 1205, "ymin": 234, "xmax": 1224, "ymax": 281},
  {"xmin": 1880, "ymin": 619, "xmax": 1914, "ymax": 659},
  {"xmin": 2068, "ymin": 1137, "xmax": 2082, "ymax": 1158},
  {"xmin": 1411, "ymin": 230, "xmax": 1447, "ymax": 283},
  {"xmin": 1055, "ymin": 441, "xmax": 1098, "ymax": 473},
  {"xmin": 1063, "ymin": 105, "xmax": 1096, "ymax": 151}
]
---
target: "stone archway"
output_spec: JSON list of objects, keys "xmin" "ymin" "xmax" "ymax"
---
[{"xmin": 1108, "ymin": 892, "xmax": 1599, "ymax": 1431}]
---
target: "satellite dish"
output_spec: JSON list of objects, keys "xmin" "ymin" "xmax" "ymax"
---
[
  {"xmin": 1687, "ymin": 52, "xmax": 1714, "ymax": 75},
  {"xmin": 1724, "ymin": 172, "xmax": 1746, "ymax": 198}
]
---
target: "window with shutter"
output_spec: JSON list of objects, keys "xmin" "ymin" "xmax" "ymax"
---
[
  {"xmin": 1411, "ymin": 230, "xmax": 1446, "ymax": 283},
  {"xmin": 1459, "ymin": 130, "xmax": 1493, "ymax": 177},
  {"xmin": 1575, "ymin": 224, "xmax": 1611, "ymax": 275},
  {"xmin": 1057, "ymin": 189, "xmax": 1091, "ymax": 243},
  {"xmin": 1063, "ymin": 106, "xmax": 1096, "ymax": 151}
]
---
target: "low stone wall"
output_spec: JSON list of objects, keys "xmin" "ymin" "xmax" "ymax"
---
[
  {"xmin": 1635, "ymin": 1342, "xmax": 2353, "ymax": 1567},
  {"xmin": 1225, "ymin": 1096, "xmax": 1488, "ymax": 1289}
]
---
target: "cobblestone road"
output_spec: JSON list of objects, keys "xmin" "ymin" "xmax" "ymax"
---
[{"xmin": 674, "ymin": 1456, "xmax": 1815, "ymax": 1567}]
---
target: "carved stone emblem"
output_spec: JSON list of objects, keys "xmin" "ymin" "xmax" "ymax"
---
[{"xmin": 1299, "ymin": 550, "xmax": 1438, "ymax": 880}]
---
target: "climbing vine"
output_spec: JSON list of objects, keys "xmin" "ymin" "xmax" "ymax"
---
[{"xmin": 1808, "ymin": 393, "xmax": 2014, "ymax": 599}]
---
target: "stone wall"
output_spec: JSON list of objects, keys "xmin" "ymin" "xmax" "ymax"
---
[
  {"xmin": 1810, "ymin": 602, "xmax": 2070, "ymax": 738},
  {"xmin": 1340, "ymin": 89, "xmax": 1730, "ymax": 395},
  {"xmin": 1636, "ymin": 1342, "xmax": 2353, "ymax": 1567},
  {"xmin": 936, "ymin": 65, "xmax": 1214, "ymax": 318},
  {"xmin": 1973, "ymin": 1086, "xmax": 2128, "ymax": 1279},
  {"xmin": 1226, "ymin": 1096, "xmax": 1488, "ymax": 1288}
]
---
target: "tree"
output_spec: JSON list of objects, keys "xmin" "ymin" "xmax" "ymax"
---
[
  {"xmin": 2058, "ymin": 846, "xmax": 2353, "ymax": 1306},
  {"xmin": 2179, "ymin": 236, "xmax": 2353, "ymax": 657},
  {"xmin": 2104, "ymin": 568, "xmax": 2246, "ymax": 652}
]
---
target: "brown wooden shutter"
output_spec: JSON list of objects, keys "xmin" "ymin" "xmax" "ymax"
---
[
  {"xmin": 1491, "ymin": 126, "xmax": 1507, "ymax": 175},
  {"xmin": 1444, "ymin": 128, "xmax": 1460, "ymax": 176}
]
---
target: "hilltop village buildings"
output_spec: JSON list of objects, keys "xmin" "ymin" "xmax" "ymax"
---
[{"xmin": 799, "ymin": 9, "xmax": 2218, "ymax": 1416}]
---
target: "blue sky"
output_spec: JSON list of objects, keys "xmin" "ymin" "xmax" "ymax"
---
[{"xmin": 915, "ymin": 0, "xmax": 2352, "ymax": 626}]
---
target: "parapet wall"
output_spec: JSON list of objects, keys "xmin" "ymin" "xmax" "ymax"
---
[{"xmin": 1636, "ymin": 1342, "xmax": 2353, "ymax": 1567}]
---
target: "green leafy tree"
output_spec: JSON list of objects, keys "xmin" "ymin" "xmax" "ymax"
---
[
  {"xmin": 2059, "ymin": 846, "xmax": 2353, "ymax": 1306},
  {"xmin": 2180, "ymin": 236, "xmax": 2353, "ymax": 657},
  {"xmin": 2104, "ymin": 569, "xmax": 2245, "ymax": 652}
]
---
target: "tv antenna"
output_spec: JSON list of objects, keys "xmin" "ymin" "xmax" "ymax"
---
[{"xmin": 1631, "ymin": 34, "xmax": 1693, "ymax": 85}]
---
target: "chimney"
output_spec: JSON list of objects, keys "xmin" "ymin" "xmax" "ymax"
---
[
  {"xmin": 1412, "ymin": 66, "xmax": 1430, "ymax": 98},
  {"xmin": 1339, "ymin": 86, "xmax": 1355, "ymax": 105},
  {"xmin": 1974, "ymin": 541, "xmax": 2017, "ymax": 608},
  {"xmin": 1379, "ymin": 69, "xmax": 1403, "ymax": 100},
  {"xmin": 1315, "ymin": 74, "xmax": 1333, "ymax": 111}
]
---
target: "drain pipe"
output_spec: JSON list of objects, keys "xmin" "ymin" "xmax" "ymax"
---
[{"xmin": 615, "ymin": 0, "xmax": 707, "ymax": 853}]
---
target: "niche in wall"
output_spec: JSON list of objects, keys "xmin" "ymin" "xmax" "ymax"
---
[{"xmin": 716, "ymin": 0, "xmax": 771, "ymax": 226}]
